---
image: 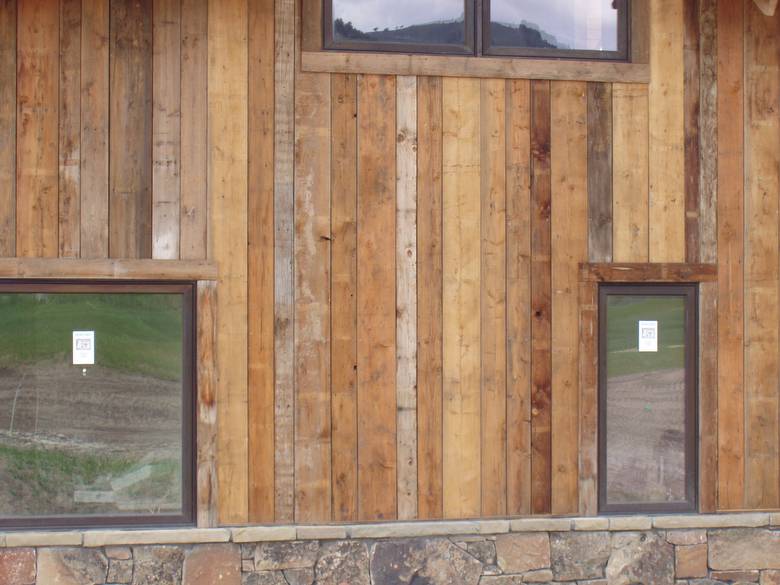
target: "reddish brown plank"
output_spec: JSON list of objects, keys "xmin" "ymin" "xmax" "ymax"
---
[
  {"xmin": 586, "ymin": 83, "xmax": 612, "ymax": 263},
  {"xmin": 0, "ymin": 0, "xmax": 15, "ymax": 257},
  {"xmin": 684, "ymin": 0, "xmax": 701, "ymax": 263}
]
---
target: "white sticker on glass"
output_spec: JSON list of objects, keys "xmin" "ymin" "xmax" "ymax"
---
[
  {"xmin": 73, "ymin": 331, "xmax": 95, "ymax": 365},
  {"xmin": 638, "ymin": 320, "xmax": 658, "ymax": 353}
]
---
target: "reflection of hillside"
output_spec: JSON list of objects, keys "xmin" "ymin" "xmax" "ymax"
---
[{"xmin": 334, "ymin": 18, "xmax": 556, "ymax": 48}]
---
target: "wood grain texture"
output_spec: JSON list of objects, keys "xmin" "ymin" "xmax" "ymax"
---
[
  {"xmin": 581, "ymin": 263, "xmax": 718, "ymax": 283},
  {"xmin": 180, "ymin": 0, "xmax": 208, "ymax": 260},
  {"xmin": 612, "ymin": 83, "xmax": 649, "ymax": 263},
  {"xmin": 294, "ymin": 71, "xmax": 332, "ymax": 523},
  {"xmin": 631, "ymin": 0, "xmax": 651, "ymax": 64},
  {"xmin": 699, "ymin": 0, "xmax": 718, "ymax": 264},
  {"xmin": 152, "ymin": 0, "xmax": 181, "ymax": 260},
  {"xmin": 506, "ymin": 79, "xmax": 532, "ymax": 516},
  {"xmin": 550, "ymin": 81, "xmax": 587, "ymax": 516},
  {"xmin": 396, "ymin": 75, "xmax": 418, "ymax": 521},
  {"xmin": 442, "ymin": 76, "xmax": 481, "ymax": 519},
  {"xmin": 209, "ymin": 0, "xmax": 248, "ymax": 524},
  {"xmin": 530, "ymin": 79, "xmax": 552, "ymax": 515},
  {"xmin": 578, "ymin": 280, "xmax": 598, "ymax": 515},
  {"xmin": 684, "ymin": 0, "xmax": 701, "ymax": 263},
  {"xmin": 110, "ymin": 0, "xmax": 152, "ymax": 259},
  {"xmin": 17, "ymin": 0, "xmax": 59, "ymax": 258},
  {"xmin": 699, "ymin": 281, "xmax": 718, "ymax": 512},
  {"xmin": 416, "ymin": 76, "xmax": 444, "ymax": 520},
  {"xmin": 357, "ymin": 74, "xmax": 397, "ymax": 521},
  {"xmin": 0, "ymin": 257, "xmax": 217, "ymax": 280},
  {"xmin": 586, "ymin": 83, "xmax": 612, "ymax": 264},
  {"xmin": 649, "ymin": 0, "xmax": 686, "ymax": 263},
  {"xmin": 197, "ymin": 281, "xmax": 219, "ymax": 527},
  {"xmin": 248, "ymin": 0, "xmax": 275, "ymax": 523},
  {"xmin": 331, "ymin": 73, "xmax": 359, "ymax": 522},
  {"xmin": 59, "ymin": 0, "xmax": 81, "ymax": 259},
  {"xmin": 480, "ymin": 78, "xmax": 506, "ymax": 518},
  {"xmin": 0, "ymin": 0, "xmax": 15, "ymax": 257},
  {"xmin": 274, "ymin": 0, "xmax": 295, "ymax": 523},
  {"xmin": 80, "ymin": 0, "xmax": 109, "ymax": 259},
  {"xmin": 743, "ymin": 0, "xmax": 779, "ymax": 510}
]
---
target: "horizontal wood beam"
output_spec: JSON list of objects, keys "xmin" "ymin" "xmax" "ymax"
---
[
  {"xmin": 580, "ymin": 263, "xmax": 717, "ymax": 283},
  {"xmin": 0, "ymin": 258, "xmax": 218, "ymax": 281},
  {"xmin": 302, "ymin": 51, "xmax": 651, "ymax": 84}
]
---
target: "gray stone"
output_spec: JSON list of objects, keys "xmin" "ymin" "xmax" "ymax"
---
[
  {"xmin": 496, "ymin": 533, "xmax": 550, "ymax": 574},
  {"xmin": 106, "ymin": 547, "xmax": 132, "ymax": 561},
  {"xmin": 454, "ymin": 539, "xmax": 496, "ymax": 566},
  {"xmin": 709, "ymin": 529, "xmax": 780, "ymax": 570},
  {"xmin": 254, "ymin": 541, "xmax": 319, "ymax": 571},
  {"xmin": 477, "ymin": 577, "xmax": 523, "ymax": 584},
  {"xmin": 0, "ymin": 548, "xmax": 36, "ymax": 585},
  {"xmin": 183, "ymin": 544, "xmax": 241, "ymax": 585},
  {"xmin": 523, "ymin": 569, "xmax": 554, "ymax": 582},
  {"xmin": 283, "ymin": 567, "xmax": 314, "ymax": 585},
  {"xmin": 37, "ymin": 548, "xmax": 108, "ymax": 585},
  {"xmin": 550, "ymin": 532, "xmax": 610, "ymax": 581},
  {"xmin": 242, "ymin": 572, "xmax": 287, "ymax": 585},
  {"xmin": 108, "ymin": 559, "xmax": 133, "ymax": 583},
  {"xmin": 370, "ymin": 538, "xmax": 482, "ymax": 585},
  {"xmin": 132, "ymin": 546, "xmax": 185, "ymax": 585},
  {"xmin": 315, "ymin": 541, "xmax": 369, "ymax": 585},
  {"xmin": 606, "ymin": 532, "xmax": 674, "ymax": 585}
]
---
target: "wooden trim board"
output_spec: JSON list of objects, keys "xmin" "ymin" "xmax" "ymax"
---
[
  {"xmin": 581, "ymin": 263, "xmax": 717, "ymax": 283},
  {"xmin": 0, "ymin": 258, "xmax": 218, "ymax": 280}
]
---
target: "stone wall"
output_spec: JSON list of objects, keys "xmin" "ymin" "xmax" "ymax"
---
[{"xmin": 3, "ymin": 515, "xmax": 780, "ymax": 584}]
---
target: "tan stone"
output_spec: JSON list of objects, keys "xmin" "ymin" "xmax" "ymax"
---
[
  {"xmin": 232, "ymin": 526, "xmax": 297, "ymax": 543},
  {"xmin": 495, "ymin": 533, "xmax": 550, "ymax": 574},
  {"xmin": 108, "ymin": 559, "xmax": 133, "ymax": 583},
  {"xmin": 5, "ymin": 532, "xmax": 82, "ymax": 548},
  {"xmin": 710, "ymin": 570, "xmax": 760, "ymax": 582},
  {"xmin": 667, "ymin": 530, "xmax": 707, "ymax": 545},
  {"xmin": 295, "ymin": 526, "xmax": 347, "ymax": 540},
  {"xmin": 0, "ymin": 548, "xmax": 35, "ymax": 585},
  {"xmin": 479, "ymin": 577, "xmax": 523, "ymax": 585},
  {"xmin": 348, "ymin": 521, "xmax": 479, "ymax": 539},
  {"xmin": 183, "ymin": 545, "xmax": 241, "ymax": 585},
  {"xmin": 675, "ymin": 544, "xmax": 708, "ymax": 579},
  {"xmin": 710, "ymin": 529, "xmax": 780, "ymax": 570},
  {"xmin": 654, "ymin": 513, "xmax": 769, "ymax": 530},
  {"xmin": 36, "ymin": 548, "xmax": 108, "ymax": 585},
  {"xmin": 522, "ymin": 568, "xmax": 553, "ymax": 582},
  {"xmin": 106, "ymin": 546, "xmax": 132, "ymax": 560},
  {"xmin": 83, "ymin": 528, "xmax": 230, "ymax": 547},
  {"xmin": 509, "ymin": 518, "xmax": 572, "ymax": 532},
  {"xmin": 762, "ymin": 570, "xmax": 780, "ymax": 585},
  {"xmin": 573, "ymin": 518, "xmax": 609, "ymax": 531},
  {"xmin": 609, "ymin": 517, "xmax": 652, "ymax": 531}
]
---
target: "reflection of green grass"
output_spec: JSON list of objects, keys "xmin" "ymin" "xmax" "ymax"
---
[
  {"xmin": 0, "ymin": 294, "xmax": 182, "ymax": 380},
  {"xmin": 606, "ymin": 295, "xmax": 686, "ymax": 377}
]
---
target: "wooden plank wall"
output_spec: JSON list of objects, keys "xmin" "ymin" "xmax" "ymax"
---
[{"xmin": 2, "ymin": 0, "xmax": 780, "ymax": 522}]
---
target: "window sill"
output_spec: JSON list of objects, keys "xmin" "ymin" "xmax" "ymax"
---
[{"xmin": 302, "ymin": 50, "xmax": 651, "ymax": 83}]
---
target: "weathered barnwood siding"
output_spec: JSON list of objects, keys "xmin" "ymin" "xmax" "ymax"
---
[{"xmin": 0, "ymin": 0, "xmax": 778, "ymax": 522}]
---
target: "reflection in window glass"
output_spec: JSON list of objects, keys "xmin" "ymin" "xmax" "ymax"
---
[
  {"xmin": 490, "ymin": 0, "xmax": 618, "ymax": 52},
  {"xmin": 332, "ymin": 0, "xmax": 466, "ymax": 46},
  {"xmin": 605, "ymin": 295, "xmax": 687, "ymax": 506},
  {"xmin": 0, "ymin": 290, "xmax": 189, "ymax": 522}
]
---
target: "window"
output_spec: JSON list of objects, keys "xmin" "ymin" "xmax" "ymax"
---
[
  {"xmin": 323, "ymin": 0, "xmax": 629, "ymax": 60},
  {"xmin": 0, "ymin": 282, "xmax": 195, "ymax": 529},
  {"xmin": 598, "ymin": 284, "xmax": 698, "ymax": 514}
]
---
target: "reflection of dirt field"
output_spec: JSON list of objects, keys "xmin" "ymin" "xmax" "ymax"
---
[{"xmin": 606, "ymin": 368, "xmax": 686, "ymax": 504}]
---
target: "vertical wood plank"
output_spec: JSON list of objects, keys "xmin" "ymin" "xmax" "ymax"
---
[
  {"xmin": 80, "ymin": 0, "xmax": 109, "ymax": 258},
  {"xmin": 109, "ymin": 0, "xmax": 152, "ymax": 259},
  {"xmin": 699, "ymin": 281, "xmax": 718, "ymax": 512},
  {"xmin": 530, "ymin": 79, "xmax": 552, "ymax": 515},
  {"xmin": 716, "ymin": 0, "xmax": 744, "ymax": 510},
  {"xmin": 480, "ymin": 77, "xmax": 506, "ymax": 518},
  {"xmin": 684, "ymin": 0, "xmax": 701, "ymax": 263},
  {"xmin": 550, "ymin": 81, "xmax": 587, "ymax": 516},
  {"xmin": 59, "ymin": 0, "xmax": 81, "ymax": 259},
  {"xmin": 578, "ymin": 280, "xmax": 598, "ymax": 515},
  {"xmin": 442, "ymin": 76, "xmax": 481, "ymax": 519},
  {"xmin": 197, "ymin": 281, "xmax": 219, "ymax": 527},
  {"xmin": 506, "ymin": 79, "xmax": 532, "ymax": 516},
  {"xmin": 294, "ymin": 72, "xmax": 332, "ymax": 523},
  {"xmin": 416, "ymin": 76, "xmax": 444, "ymax": 520},
  {"xmin": 0, "ymin": 0, "xmax": 15, "ymax": 257},
  {"xmin": 209, "ymin": 0, "xmax": 248, "ymax": 524},
  {"xmin": 649, "ymin": 0, "xmax": 685, "ymax": 263},
  {"xmin": 248, "ymin": 0, "xmax": 275, "ymax": 523},
  {"xmin": 17, "ymin": 0, "xmax": 59, "ymax": 258},
  {"xmin": 180, "ymin": 0, "xmax": 209, "ymax": 260},
  {"xmin": 357, "ymin": 74, "xmax": 397, "ymax": 521},
  {"xmin": 396, "ymin": 75, "xmax": 418, "ymax": 521},
  {"xmin": 274, "ymin": 0, "xmax": 296, "ymax": 524},
  {"xmin": 331, "ymin": 73, "xmax": 358, "ymax": 522},
  {"xmin": 152, "ymin": 0, "xmax": 181, "ymax": 259},
  {"xmin": 586, "ymin": 83, "xmax": 612, "ymax": 264},
  {"xmin": 743, "ymin": 0, "xmax": 779, "ymax": 510},
  {"xmin": 699, "ymin": 0, "xmax": 718, "ymax": 264},
  {"xmin": 612, "ymin": 84, "xmax": 649, "ymax": 263}
]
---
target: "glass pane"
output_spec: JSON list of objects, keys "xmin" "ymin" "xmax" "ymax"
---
[
  {"xmin": 0, "ymin": 292, "xmax": 185, "ymax": 519},
  {"xmin": 605, "ymin": 294, "xmax": 687, "ymax": 506},
  {"xmin": 490, "ymin": 0, "xmax": 619, "ymax": 52},
  {"xmin": 332, "ymin": 0, "xmax": 466, "ymax": 46}
]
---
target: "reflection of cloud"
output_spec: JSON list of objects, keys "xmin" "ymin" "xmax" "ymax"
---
[{"xmin": 334, "ymin": 0, "xmax": 463, "ymax": 31}]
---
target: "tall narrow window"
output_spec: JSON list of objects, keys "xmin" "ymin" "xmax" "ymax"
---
[
  {"xmin": 599, "ymin": 284, "xmax": 698, "ymax": 514},
  {"xmin": 0, "ymin": 282, "xmax": 195, "ymax": 529}
]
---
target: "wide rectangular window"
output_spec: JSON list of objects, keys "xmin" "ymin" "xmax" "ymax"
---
[
  {"xmin": 598, "ymin": 284, "xmax": 698, "ymax": 514},
  {"xmin": 323, "ymin": 0, "xmax": 628, "ymax": 60},
  {"xmin": 0, "ymin": 282, "xmax": 195, "ymax": 529}
]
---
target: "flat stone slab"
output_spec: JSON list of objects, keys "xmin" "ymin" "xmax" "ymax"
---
[
  {"xmin": 0, "ymin": 548, "xmax": 36, "ymax": 585},
  {"xmin": 710, "ymin": 529, "xmax": 780, "ymax": 570}
]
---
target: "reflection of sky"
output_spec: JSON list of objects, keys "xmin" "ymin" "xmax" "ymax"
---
[{"xmin": 332, "ymin": 0, "xmax": 618, "ymax": 51}]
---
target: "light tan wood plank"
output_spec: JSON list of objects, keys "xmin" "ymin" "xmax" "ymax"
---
[
  {"xmin": 699, "ymin": 0, "xmax": 718, "ymax": 264},
  {"xmin": 442, "ymin": 76, "xmax": 481, "ymax": 519},
  {"xmin": 578, "ymin": 281, "xmax": 598, "ymax": 515},
  {"xmin": 197, "ymin": 281, "xmax": 218, "ymax": 527},
  {"xmin": 699, "ymin": 281, "xmax": 718, "ymax": 512},
  {"xmin": 0, "ymin": 257, "xmax": 217, "ymax": 280},
  {"xmin": 0, "ymin": 0, "xmax": 15, "ymax": 257}
]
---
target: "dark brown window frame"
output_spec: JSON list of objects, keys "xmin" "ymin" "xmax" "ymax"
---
[
  {"xmin": 322, "ymin": 0, "xmax": 630, "ymax": 61},
  {"xmin": 597, "ymin": 283, "xmax": 699, "ymax": 515},
  {"xmin": 0, "ymin": 280, "xmax": 197, "ymax": 531}
]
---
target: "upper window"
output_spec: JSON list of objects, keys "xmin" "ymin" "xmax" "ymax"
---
[
  {"xmin": 324, "ymin": 0, "xmax": 629, "ymax": 61},
  {"xmin": 0, "ymin": 282, "xmax": 195, "ymax": 529}
]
